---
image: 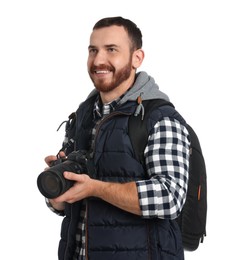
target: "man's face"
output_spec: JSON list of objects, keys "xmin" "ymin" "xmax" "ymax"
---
[{"xmin": 87, "ymin": 25, "xmax": 134, "ymax": 93}]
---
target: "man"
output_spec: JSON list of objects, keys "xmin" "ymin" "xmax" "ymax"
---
[{"xmin": 44, "ymin": 16, "xmax": 190, "ymax": 260}]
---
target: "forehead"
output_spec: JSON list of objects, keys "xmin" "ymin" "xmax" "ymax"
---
[{"xmin": 89, "ymin": 25, "xmax": 131, "ymax": 48}]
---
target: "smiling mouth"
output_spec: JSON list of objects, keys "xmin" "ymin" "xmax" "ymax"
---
[
  {"xmin": 95, "ymin": 70, "xmax": 110, "ymax": 74},
  {"xmin": 91, "ymin": 65, "xmax": 113, "ymax": 74}
]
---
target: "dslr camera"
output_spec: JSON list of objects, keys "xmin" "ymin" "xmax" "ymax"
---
[{"xmin": 37, "ymin": 150, "xmax": 91, "ymax": 199}]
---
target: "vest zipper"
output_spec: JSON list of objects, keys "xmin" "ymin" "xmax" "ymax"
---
[{"xmin": 91, "ymin": 111, "xmax": 131, "ymax": 155}]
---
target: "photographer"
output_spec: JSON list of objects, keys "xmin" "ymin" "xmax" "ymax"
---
[{"xmin": 41, "ymin": 16, "xmax": 190, "ymax": 260}]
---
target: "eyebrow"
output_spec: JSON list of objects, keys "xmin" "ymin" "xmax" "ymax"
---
[{"xmin": 88, "ymin": 44, "xmax": 119, "ymax": 49}]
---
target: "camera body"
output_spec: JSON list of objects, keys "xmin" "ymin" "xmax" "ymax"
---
[{"xmin": 37, "ymin": 150, "xmax": 89, "ymax": 199}]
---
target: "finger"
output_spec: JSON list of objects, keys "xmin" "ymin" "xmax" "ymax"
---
[
  {"xmin": 45, "ymin": 155, "xmax": 57, "ymax": 166},
  {"xmin": 58, "ymin": 151, "xmax": 66, "ymax": 158},
  {"xmin": 52, "ymin": 184, "xmax": 77, "ymax": 203},
  {"xmin": 63, "ymin": 171, "xmax": 85, "ymax": 181}
]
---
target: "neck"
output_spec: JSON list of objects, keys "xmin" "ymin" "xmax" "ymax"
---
[{"xmin": 100, "ymin": 75, "xmax": 135, "ymax": 104}]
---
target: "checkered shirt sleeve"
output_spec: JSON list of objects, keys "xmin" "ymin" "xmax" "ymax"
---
[
  {"xmin": 45, "ymin": 198, "xmax": 65, "ymax": 216},
  {"xmin": 136, "ymin": 117, "xmax": 190, "ymax": 220}
]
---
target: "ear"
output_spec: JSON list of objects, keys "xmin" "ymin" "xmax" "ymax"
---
[{"xmin": 132, "ymin": 49, "xmax": 145, "ymax": 69}]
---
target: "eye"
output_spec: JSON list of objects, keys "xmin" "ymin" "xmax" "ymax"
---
[
  {"xmin": 107, "ymin": 47, "xmax": 116, "ymax": 53},
  {"xmin": 89, "ymin": 48, "xmax": 98, "ymax": 54}
]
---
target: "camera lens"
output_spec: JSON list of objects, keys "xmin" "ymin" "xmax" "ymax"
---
[
  {"xmin": 37, "ymin": 169, "xmax": 71, "ymax": 199},
  {"xmin": 37, "ymin": 172, "xmax": 62, "ymax": 199}
]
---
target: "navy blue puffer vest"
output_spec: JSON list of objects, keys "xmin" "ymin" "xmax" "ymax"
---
[{"xmin": 58, "ymin": 95, "xmax": 185, "ymax": 260}]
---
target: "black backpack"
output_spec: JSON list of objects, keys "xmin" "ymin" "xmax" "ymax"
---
[{"xmin": 128, "ymin": 99, "xmax": 207, "ymax": 251}]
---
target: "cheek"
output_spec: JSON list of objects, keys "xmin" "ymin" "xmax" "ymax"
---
[
  {"xmin": 111, "ymin": 56, "xmax": 128, "ymax": 69},
  {"xmin": 87, "ymin": 58, "xmax": 92, "ymax": 71}
]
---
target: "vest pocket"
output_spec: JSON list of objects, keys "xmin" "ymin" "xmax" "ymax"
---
[{"xmin": 155, "ymin": 219, "xmax": 184, "ymax": 259}]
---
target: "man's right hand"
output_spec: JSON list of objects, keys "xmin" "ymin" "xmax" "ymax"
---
[{"xmin": 45, "ymin": 151, "xmax": 66, "ymax": 167}]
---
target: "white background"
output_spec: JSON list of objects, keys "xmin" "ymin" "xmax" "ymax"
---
[{"xmin": 0, "ymin": 0, "xmax": 246, "ymax": 259}]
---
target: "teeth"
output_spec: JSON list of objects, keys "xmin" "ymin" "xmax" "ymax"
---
[{"xmin": 95, "ymin": 70, "xmax": 109, "ymax": 74}]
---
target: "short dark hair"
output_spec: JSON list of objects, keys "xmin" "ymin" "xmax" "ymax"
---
[{"xmin": 93, "ymin": 16, "xmax": 142, "ymax": 51}]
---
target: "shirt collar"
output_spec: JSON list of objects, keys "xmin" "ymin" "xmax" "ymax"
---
[{"xmin": 93, "ymin": 94, "xmax": 122, "ymax": 120}]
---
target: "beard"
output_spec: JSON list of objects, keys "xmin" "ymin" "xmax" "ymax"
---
[{"xmin": 89, "ymin": 59, "xmax": 132, "ymax": 93}]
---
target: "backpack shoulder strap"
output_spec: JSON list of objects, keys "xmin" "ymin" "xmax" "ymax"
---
[
  {"xmin": 56, "ymin": 112, "xmax": 77, "ymax": 155},
  {"xmin": 128, "ymin": 99, "xmax": 174, "ymax": 165}
]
